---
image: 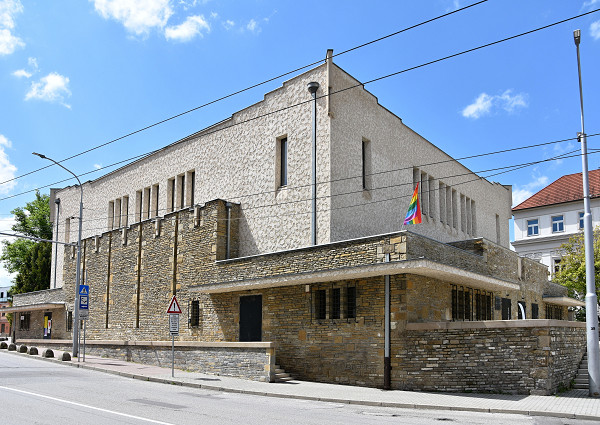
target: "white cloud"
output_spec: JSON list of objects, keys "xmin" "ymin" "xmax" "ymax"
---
[
  {"xmin": 165, "ymin": 14, "xmax": 209, "ymax": 41},
  {"xmin": 25, "ymin": 72, "xmax": 72, "ymax": 108},
  {"xmin": 92, "ymin": 0, "xmax": 173, "ymax": 36},
  {"xmin": 591, "ymin": 20, "xmax": 600, "ymax": 40},
  {"xmin": 0, "ymin": 135, "xmax": 17, "ymax": 195},
  {"xmin": 210, "ymin": 11, "xmax": 217, "ymax": 19},
  {"xmin": 0, "ymin": 0, "xmax": 24, "ymax": 55},
  {"xmin": 462, "ymin": 90, "xmax": 528, "ymax": 119},
  {"xmin": 93, "ymin": 163, "xmax": 102, "ymax": 169},
  {"xmin": 462, "ymin": 93, "xmax": 493, "ymax": 119},
  {"xmin": 223, "ymin": 19, "xmax": 234, "ymax": 30},
  {"xmin": 12, "ymin": 68, "xmax": 30, "ymax": 78},
  {"xmin": 583, "ymin": 0, "xmax": 600, "ymax": 8},
  {"xmin": 512, "ymin": 175, "xmax": 549, "ymax": 206},
  {"xmin": 246, "ymin": 18, "xmax": 258, "ymax": 32}
]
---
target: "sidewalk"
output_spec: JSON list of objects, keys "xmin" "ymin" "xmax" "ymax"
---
[{"xmin": 5, "ymin": 348, "xmax": 600, "ymax": 421}]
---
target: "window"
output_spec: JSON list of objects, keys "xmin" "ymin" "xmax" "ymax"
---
[
  {"xmin": 168, "ymin": 178, "xmax": 175, "ymax": 213},
  {"xmin": 279, "ymin": 137, "xmax": 288, "ymax": 187},
  {"xmin": 546, "ymin": 304, "xmax": 563, "ymax": 320},
  {"xmin": 122, "ymin": 196, "xmax": 129, "ymax": 227},
  {"xmin": 474, "ymin": 289, "xmax": 493, "ymax": 320},
  {"xmin": 65, "ymin": 218, "xmax": 71, "ymax": 243},
  {"xmin": 144, "ymin": 187, "xmax": 151, "ymax": 219},
  {"xmin": 552, "ymin": 215, "xmax": 564, "ymax": 233},
  {"xmin": 135, "ymin": 190, "xmax": 142, "ymax": 222},
  {"xmin": 189, "ymin": 300, "xmax": 200, "ymax": 327},
  {"xmin": 553, "ymin": 258, "xmax": 562, "ymax": 276},
  {"xmin": 315, "ymin": 289, "xmax": 326, "ymax": 320},
  {"xmin": 501, "ymin": 298, "xmax": 511, "ymax": 320},
  {"xmin": 531, "ymin": 303, "xmax": 539, "ymax": 319},
  {"xmin": 451, "ymin": 285, "xmax": 472, "ymax": 321},
  {"xmin": 178, "ymin": 174, "xmax": 185, "ymax": 209},
  {"xmin": 580, "ymin": 212, "xmax": 585, "ymax": 230},
  {"xmin": 346, "ymin": 286, "xmax": 357, "ymax": 319},
  {"xmin": 527, "ymin": 219, "xmax": 539, "ymax": 236},
  {"xmin": 108, "ymin": 201, "xmax": 115, "ymax": 229},
  {"xmin": 331, "ymin": 288, "xmax": 341, "ymax": 319},
  {"xmin": 67, "ymin": 311, "xmax": 73, "ymax": 331},
  {"xmin": 1, "ymin": 324, "xmax": 4, "ymax": 333},
  {"xmin": 517, "ymin": 301, "xmax": 526, "ymax": 319},
  {"xmin": 151, "ymin": 185, "xmax": 159, "ymax": 218},
  {"xmin": 362, "ymin": 139, "xmax": 371, "ymax": 190},
  {"xmin": 19, "ymin": 313, "xmax": 30, "ymax": 330},
  {"xmin": 189, "ymin": 171, "xmax": 195, "ymax": 206}
]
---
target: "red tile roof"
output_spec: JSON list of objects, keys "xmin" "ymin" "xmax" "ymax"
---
[{"xmin": 513, "ymin": 169, "xmax": 600, "ymax": 211}]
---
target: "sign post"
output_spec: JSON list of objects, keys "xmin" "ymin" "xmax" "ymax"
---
[
  {"xmin": 78, "ymin": 284, "xmax": 89, "ymax": 363},
  {"xmin": 166, "ymin": 295, "xmax": 182, "ymax": 377}
]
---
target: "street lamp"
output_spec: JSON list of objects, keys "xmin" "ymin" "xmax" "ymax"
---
[
  {"xmin": 573, "ymin": 29, "xmax": 600, "ymax": 397},
  {"xmin": 32, "ymin": 152, "xmax": 83, "ymax": 358}
]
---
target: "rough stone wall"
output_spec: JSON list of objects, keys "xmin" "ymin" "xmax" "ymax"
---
[
  {"xmin": 13, "ymin": 288, "xmax": 65, "ymax": 306},
  {"xmin": 397, "ymin": 322, "xmax": 586, "ymax": 395},
  {"xmin": 19, "ymin": 340, "xmax": 273, "ymax": 382}
]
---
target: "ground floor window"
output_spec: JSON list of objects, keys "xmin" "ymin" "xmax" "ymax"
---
[
  {"xmin": 346, "ymin": 286, "xmax": 357, "ymax": 319},
  {"xmin": 546, "ymin": 304, "xmax": 563, "ymax": 320},
  {"xmin": 315, "ymin": 289, "xmax": 326, "ymax": 320},
  {"xmin": 19, "ymin": 312, "xmax": 30, "ymax": 330},
  {"xmin": 331, "ymin": 288, "xmax": 341, "ymax": 319},
  {"xmin": 189, "ymin": 300, "xmax": 200, "ymax": 327},
  {"xmin": 67, "ymin": 311, "xmax": 72, "ymax": 331},
  {"xmin": 531, "ymin": 303, "xmax": 539, "ymax": 319},
  {"xmin": 452, "ymin": 285, "xmax": 493, "ymax": 321},
  {"xmin": 313, "ymin": 285, "xmax": 358, "ymax": 322}
]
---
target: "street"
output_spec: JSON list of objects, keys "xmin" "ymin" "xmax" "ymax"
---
[{"xmin": 0, "ymin": 352, "xmax": 593, "ymax": 425}]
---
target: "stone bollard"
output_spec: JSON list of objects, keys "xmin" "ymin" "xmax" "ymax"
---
[
  {"xmin": 60, "ymin": 352, "xmax": 71, "ymax": 361},
  {"xmin": 8, "ymin": 343, "xmax": 16, "ymax": 351},
  {"xmin": 18, "ymin": 345, "xmax": 27, "ymax": 353},
  {"xmin": 0, "ymin": 341, "xmax": 7, "ymax": 349},
  {"xmin": 28, "ymin": 347, "xmax": 38, "ymax": 355},
  {"xmin": 42, "ymin": 349, "xmax": 54, "ymax": 358}
]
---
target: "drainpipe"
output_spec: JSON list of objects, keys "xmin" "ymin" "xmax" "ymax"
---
[
  {"xmin": 384, "ymin": 253, "xmax": 391, "ymax": 390},
  {"xmin": 225, "ymin": 202, "xmax": 232, "ymax": 259},
  {"xmin": 307, "ymin": 82, "xmax": 319, "ymax": 246},
  {"xmin": 53, "ymin": 198, "xmax": 60, "ymax": 289}
]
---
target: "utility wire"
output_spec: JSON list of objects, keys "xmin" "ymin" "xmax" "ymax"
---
[
  {"xmin": 0, "ymin": 1, "xmax": 489, "ymax": 189},
  {"xmin": 33, "ymin": 146, "xmax": 593, "ymax": 234},
  {"xmin": 4, "ymin": 7, "xmax": 597, "ymax": 199}
]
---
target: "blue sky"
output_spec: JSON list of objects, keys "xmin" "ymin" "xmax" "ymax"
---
[{"xmin": 0, "ymin": 0, "xmax": 599, "ymax": 286}]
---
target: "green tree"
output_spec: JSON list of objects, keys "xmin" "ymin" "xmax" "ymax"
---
[
  {"xmin": 1, "ymin": 192, "xmax": 52, "ymax": 295},
  {"xmin": 553, "ymin": 226, "xmax": 600, "ymax": 316}
]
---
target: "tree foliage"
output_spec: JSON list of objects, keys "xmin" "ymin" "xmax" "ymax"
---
[
  {"xmin": 1, "ymin": 192, "xmax": 52, "ymax": 295},
  {"xmin": 553, "ymin": 226, "xmax": 600, "ymax": 303}
]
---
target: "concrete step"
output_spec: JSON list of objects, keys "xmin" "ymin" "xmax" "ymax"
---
[
  {"xmin": 277, "ymin": 376, "xmax": 295, "ymax": 382},
  {"xmin": 273, "ymin": 363, "xmax": 294, "ymax": 382},
  {"xmin": 574, "ymin": 383, "xmax": 589, "ymax": 389},
  {"xmin": 275, "ymin": 372, "xmax": 290, "ymax": 379}
]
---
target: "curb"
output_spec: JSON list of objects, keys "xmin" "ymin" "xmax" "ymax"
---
[{"xmin": 2, "ymin": 349, "xmax": 600, "ymax": 421}]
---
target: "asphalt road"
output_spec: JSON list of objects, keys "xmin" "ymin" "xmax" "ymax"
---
[{"xmin": 0, "ymin": 352, "xmax": 594, "ymax": 424}]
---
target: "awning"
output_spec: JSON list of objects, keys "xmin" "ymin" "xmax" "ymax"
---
[
  {"xmin": 543, "ymin": 296, "xmax": 585, "ymax": 307},
  {"xmin": 191, "ymin": 258, "xmax": 521, "ymax": 294},
  {"xmin": 1, "ymin": 302, "xmax": 66, "ymax": 313}
]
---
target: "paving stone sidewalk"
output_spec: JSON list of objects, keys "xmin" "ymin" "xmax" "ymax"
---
[{"xmin": 4, "ymin": 348, "xmax": 600, "ymax": 421}]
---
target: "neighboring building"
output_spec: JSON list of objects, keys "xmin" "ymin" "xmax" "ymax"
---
[
  {"xmin": 0, "ymin": 286, "xmax": 11, "ymax": 338},
  {"xmin": 6, "ymin": 54, "xmax": 585, "ymax": 395},
  {"xmin": 512, "ymin": 170, "xmax": 600, "ymax": 278}
]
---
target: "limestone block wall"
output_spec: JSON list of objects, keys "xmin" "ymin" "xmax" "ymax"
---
[{"xmin": 400, "ymin": 321, "xmax": 586, "ymax": 395}]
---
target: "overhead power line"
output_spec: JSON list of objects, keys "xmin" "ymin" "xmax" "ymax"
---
[{"xmin": 0, "ymin": 1, "xmax": 489, "ymax": 189}]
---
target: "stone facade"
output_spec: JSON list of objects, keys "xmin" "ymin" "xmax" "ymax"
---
[
  {"xmin": 50, "ymin": 58, "xmax": 512, "ymax": 290},
  {"xmin": 13, "ymin": 198, "xmax": 580, "ymax": 394}
]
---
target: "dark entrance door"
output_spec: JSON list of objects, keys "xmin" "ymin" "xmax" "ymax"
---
[
  {"xmin": 43, "ymin": 312, "xmax": 52, "ymax": 339},
  {"xmin": 501, "ymin": 298, "xmax": 511, "ymax": 320},
  {"xmin": 239, "ymin": 295, "xmax": 262, "ymax": 342}
]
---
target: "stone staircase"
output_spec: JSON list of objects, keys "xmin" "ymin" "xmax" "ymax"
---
[
  {"xmin": 574, "ymin": 352, "xmax": 589, "ymax": 390},
  {"xmin": 273, "ymin": 364, "xmax": 294, "ymax": 383}
]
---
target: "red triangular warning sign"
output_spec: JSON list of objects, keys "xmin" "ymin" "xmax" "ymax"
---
[{"xmin": 166, "ymin": 295, "xmax": 182, "ymax": 314}]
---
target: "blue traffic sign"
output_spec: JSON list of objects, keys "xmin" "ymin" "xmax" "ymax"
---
[{"xmin": 79, "ymin": 285, "xmax": 89, "ymax": 312}]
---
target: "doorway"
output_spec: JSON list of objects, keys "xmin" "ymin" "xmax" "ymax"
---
[
  {"xmin": 43, "ymin": 312, "xmax": 52, "ymax": 339},
  {"xmin": 239, "ymin": 295, "xmax": 262, "ymax": 342}
]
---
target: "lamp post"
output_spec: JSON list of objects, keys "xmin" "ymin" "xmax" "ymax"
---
[
  {"xmin": 32, "ymin": 152, "xmax": 83, "ymax": 358},
  {"xmin": 573, "ymin": 29, "xmax": 600, "ymax": 397}
]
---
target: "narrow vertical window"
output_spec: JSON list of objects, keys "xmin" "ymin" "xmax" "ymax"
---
[
  {"xmin": 362, "ymin": 138, "xmax": 371, "ymax": 190},
  {"xmin": 122, "ymin": 196, "xmax": 129, "ymax": 227},
  {"xmin": 108, "ymin": 201, "xmax": 114, "ymax": 230},
  {"xmin": 152, "ymin": 184, "xmax": 159, "ymax": 218},
  {"xmin": 280, "ymin": 137, "xmax": 288, "ymax": 187},
  {"xmin": 439, "ymin": 182, "xmax": 446, "ymax": 224},
  {"xmin": 331, "ymin": 288, "xmax": 341, "ymax": 319},
  {"xmin": 115, "ymin": 198, "xmax": 122, "ymax": 228},
  {"xmin": 517, "ymin": 301, "xmax": 526, "ymax": 319},
  {"xmin": 144, "ymin": 187, "xmax": 151, "ymax": 219},
  {"xmin": 190, "ymin": 300, "xmax": 200, "ymax": 327},
  {"xmin": 428, "ymin": 175, "xmax": 435, "ymax": 220},
  {"xmin": 531, "ymin": 303, "xmax": 539, "ymax": 319},
  {"xmin": 178, "ymin": 174, "xmax": 185, "ymax": 209},
  {"xmin": 168, "ymin": 178, "xmax": 175, "ymax": 213},
  {"xmin": 189, "ymin": 171, "xmax": 195, "ymax": 206},
  {"xmin": 495, "ymin": 214, "xmax": 501, "ymax": 244},
  {"xmin": 315, "ymin": 289, "xmax": 326, "ymax": 320},
  {"xmin": 471, "ymin": 200, "xmax": 477, "ymax": 235},
  {"xmin": 135, "ymin": 190, "xmax": 142, "ymax": 222},
  {"xmin": 421, "ymin": 172, "xmax": 428, "ymax": 216},
  {"xmin": 346, "ymin": 286, "xmax": 357, "ymax": 319},
  {"xmin": 65, "ymin": 218, "xmax": 71, "ymax": 243}
]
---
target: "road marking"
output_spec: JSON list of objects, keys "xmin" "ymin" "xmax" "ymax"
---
[{"xmin": 0, "ymin": 385, "xmax": 176, "ymax": 425}]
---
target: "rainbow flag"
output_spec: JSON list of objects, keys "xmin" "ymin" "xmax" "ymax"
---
[{"xmin": 403, "ymin": 183, "xmax": 422, "ymax": 225}]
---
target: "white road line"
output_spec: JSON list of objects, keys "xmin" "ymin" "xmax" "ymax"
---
[{"xmin": 0, "ymin": 385, "xmax": 177, "ymax": 425}]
